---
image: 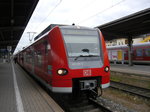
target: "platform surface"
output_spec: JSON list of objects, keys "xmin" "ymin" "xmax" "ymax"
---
[
  {"xmin": 110, "ymin": 64, "xmax": 150, "ymax": 77},
  {"xmin": 0, "ymin": 61, "xmax": 64, "ymax": 112}
]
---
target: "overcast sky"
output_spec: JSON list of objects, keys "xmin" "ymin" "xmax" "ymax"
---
[{"xmin": 14, "ymin": 0, "xmax": 150, "ymax": 53}]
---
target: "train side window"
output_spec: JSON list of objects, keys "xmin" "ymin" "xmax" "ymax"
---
[
  {"xmin": 26, "ymin": 54, "xmax": 30, "ymax": 63},
  {"xmin": 26, "ymin": 52, "xmax": 32, "ymax": 64},
  {"xmin": 136, "ymin": 49, "xmax": 143, "ymax": 57},
  {"xmin": 43, "ymin": 41, "xmax": 48, "ymax": 55},
  {"xmin": 23, "ymin": 52, "xmax": 26, "ymax": 62},
  {"xmin": 36, "ymin": 51, "xmax": 42, "ymax": 67},
  {"xmin": 145, "ymin": 48, "xmax": 150, "ymax": 56},
  {"xmin": 124, "ymin": 51, "xmax": 128, "ymax": 57},
  {"xmin": 43, "ymin": 41, "xmax": 50, "ymax": 55}
]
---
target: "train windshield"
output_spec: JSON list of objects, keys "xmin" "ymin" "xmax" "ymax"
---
[
  {"xmin": 61, "ymin": 27, "xmax": 103, "ymax": 69},
  {"xmin": 61, "ymin": 29, "xmax": 101, "ymax": 56}
]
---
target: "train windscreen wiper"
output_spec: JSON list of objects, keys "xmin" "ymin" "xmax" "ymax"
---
[{"xmin": 74, "ymin": 54, "xmax": 99, "ymax": 61}]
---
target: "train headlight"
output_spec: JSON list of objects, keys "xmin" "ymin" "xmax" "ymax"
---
[
  {"xmin": 57, "ymin": 68, "xmax": 68, "ymax": 76},
  {"xmin": 104, "ymin": 66, "xmax": 109, "ymax": 72}
]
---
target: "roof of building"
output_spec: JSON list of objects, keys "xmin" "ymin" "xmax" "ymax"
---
[{"xmin": 97, "ymin": 8, "xmax": 150, "ymax": 41}]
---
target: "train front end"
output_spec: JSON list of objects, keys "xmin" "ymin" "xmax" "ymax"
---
[{"xmin": 49, "ymin": 26, "xmax": 110, "ymax": 95}]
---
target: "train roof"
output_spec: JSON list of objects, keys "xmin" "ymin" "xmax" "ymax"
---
[
  {"xmin": 59, "ymin": 25, "xmax": 97, "ymax": 30},
  {"xmin": 15, "ymin": 24, "xmax": 97, "ymax": 55},
  {"xmin": 107, "ymin": 42, "xmax": 150, "ymax": 49},
  {"xmin": 34, "ymin": 24, "xmax": 66, "ymax": 41},
  {"xmin": 34, "ymin": 24, "xmax": 97, "ymax": 41}
]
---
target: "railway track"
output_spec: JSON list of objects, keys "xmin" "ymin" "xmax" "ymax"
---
[
  {"xmin": 22, "ymin": 65, "xmax": 113, "ymax": 112},
  {"xmin": 110, "ymin": 81, "xmax": 150, "ymax": 99},
  {"xmin": 51, "ymin": 93, "xmax": 112, "ymax": 112},
  {"xmin": 62, "ymin": 96, "xmax": 112, "ymax": 112}
]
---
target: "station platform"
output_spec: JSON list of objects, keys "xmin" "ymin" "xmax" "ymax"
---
[
  {"xmin": 110, "ymin": 64, "xmax": 150, "ymax": 77},
  {"xmin": 0, "ymin": 61, "xmax": 64, "ymax": 112}
]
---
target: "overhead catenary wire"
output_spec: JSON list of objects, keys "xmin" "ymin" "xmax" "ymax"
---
[
  {"xmin": 65, "ymin": 0, "xmax": 98, "ymax": 24},
  {"xmin": 15, "ymin": 0, "xmax": 62, "ymax": 53},
  {"xmin": 34, "ymin": 0, "xmax": 62, "ymax": 31},
  {"xmin": 29, "ymin": 0, "xmax": 45, "ymax": 21},
  {"xmin": 78, "ymin": 0, "xmax": 125, "ymax": 24}
]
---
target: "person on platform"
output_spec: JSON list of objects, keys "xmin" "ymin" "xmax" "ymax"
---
[{"xmin": 14, "ymin": 56, "xmax": 17, "ymax": 64}]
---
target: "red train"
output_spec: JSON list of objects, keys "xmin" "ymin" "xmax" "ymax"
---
[
  {"xmin": 107, "ymin": 42, "xmax": 150, "ymax": 64},
  {"xmin": 16, "ymin": 25, "xmax": 110, "ymax": 96}
]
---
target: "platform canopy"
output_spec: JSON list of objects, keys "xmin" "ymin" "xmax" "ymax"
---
[
  {"xmin": 97, "ymin": 8, "xmax": 150, "ymax": 41},
  {"xmin": 0, "ymin": 0, "xmax": 39, "ymax": 53}
]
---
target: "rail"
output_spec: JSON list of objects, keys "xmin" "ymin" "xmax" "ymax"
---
[{"xmin": 110, "ymin": 81, "xmax": 150, "ymax": 99}]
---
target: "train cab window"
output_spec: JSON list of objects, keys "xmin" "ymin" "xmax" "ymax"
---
[
  {"xmin": 145, "ymin": 48, "xmax": 150, "ymax": 56},
  {"xmin": 61, "ymin": 28, "xmax": 101, "ymax": 58},
  {"xmin": 136, "ymin": 49, "xmax": 143, "ymax": 57},
  {"xmin": 60, "ymin": 27, "xmax": 103, "ymax": 69}
]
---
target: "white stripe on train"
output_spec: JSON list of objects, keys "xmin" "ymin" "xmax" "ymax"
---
[{"xmin": 49, "ymin": 82, "xmax": 110, "ymax": 93}]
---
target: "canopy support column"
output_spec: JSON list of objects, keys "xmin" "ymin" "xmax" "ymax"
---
[{"xmin": 128, "ymin": 36, "xmax": 133, "ymax": 66}]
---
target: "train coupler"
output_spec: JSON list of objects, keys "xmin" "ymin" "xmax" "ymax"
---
[{"xmin": 88, "ymin": 87, "xmax": 103, "ymax": 99}]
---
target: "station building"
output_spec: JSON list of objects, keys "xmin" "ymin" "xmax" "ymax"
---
[{"xmin": 106, "ymin": 34, "xmax": 150, "ymax": 46}]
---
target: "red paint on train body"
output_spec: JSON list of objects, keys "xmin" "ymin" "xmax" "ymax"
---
[
  {"xmin": 16, "ymin": 25, "xmax": 110, "ymax": 94},
  {"xmin": 107, "ymin": 42, "xmax": 150, "ymax": 64}
]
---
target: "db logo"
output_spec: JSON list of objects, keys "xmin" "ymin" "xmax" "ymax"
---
[{"xmin": 83, "ymin": 70, "xmax": 91, "ymax": 76}]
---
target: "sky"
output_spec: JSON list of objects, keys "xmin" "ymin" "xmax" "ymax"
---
[{"xmin": 14, "ymin": 0, "xmax": 150, "ymax": 53}]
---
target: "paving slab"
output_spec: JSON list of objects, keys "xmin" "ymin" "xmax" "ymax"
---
[
  {"xmin": 110, "ymin": 64, "xmax": 150, "ymax": 77},
  {"xmin": 0, "ymin": 62, "xmax": 64, "ymax": 112}
]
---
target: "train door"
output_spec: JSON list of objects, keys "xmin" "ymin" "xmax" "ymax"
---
[
  {"xmin": 117, "ymin": 50, "xmax": 124, "ymax": 60},
  {"xmin": 43, "ymin": 38, "xmax": 52, "ymax": 84},
  {"xmin": 117, "ymin": 50, "xmax": 124, "ymax": 64},
  {"xmin": 23, "ymin": 52, "xmax": 26, "ymax": 64},
  {"xmin": 31, "ymin": 47, "xmax": 35, "ymax": 74},
  {"xmin": 43, "ymin": 40, "xmax": 49, "ymax": 82}
]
